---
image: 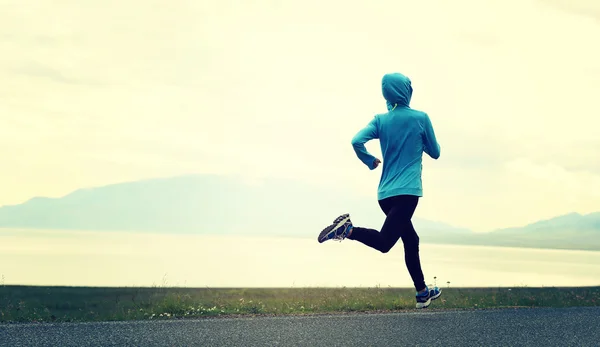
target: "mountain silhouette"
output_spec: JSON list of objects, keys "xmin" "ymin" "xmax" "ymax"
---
[{"xmin": 0, "ymin": 174, "xmax": 598, "ymax": 250}]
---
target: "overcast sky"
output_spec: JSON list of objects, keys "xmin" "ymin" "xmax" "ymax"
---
[{"xmin": 1, "ymin": 0, "xmax": 599, "ymax": 232}]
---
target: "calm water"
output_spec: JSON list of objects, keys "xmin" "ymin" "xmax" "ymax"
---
[{"xmin": 1, "ymin": 229, "xmax": 599, "ymax": 288}]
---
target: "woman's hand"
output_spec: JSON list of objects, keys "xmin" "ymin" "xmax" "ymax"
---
[{"xmin": 373, "ymin": 158, "xmax": 382, "ymax": 169}]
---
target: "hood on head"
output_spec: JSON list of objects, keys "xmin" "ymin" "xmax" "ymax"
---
[{"xmin": 382, "ymin": 73, "xmax": 413, "ymax": 111}]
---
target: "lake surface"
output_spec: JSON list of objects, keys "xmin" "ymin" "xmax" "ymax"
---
[{"xmin": 1, "ymin": 229, "xmax": 599, "ymax": 288}]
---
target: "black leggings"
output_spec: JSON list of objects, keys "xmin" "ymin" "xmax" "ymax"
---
[{"xmin": 348, "ymin": 194, "xmax": 426, "ymax": 292}]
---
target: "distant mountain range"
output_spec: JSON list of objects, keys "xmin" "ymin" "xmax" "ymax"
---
[{"xmin": 0, "ymin": 174, "xmax": 598, "ymax": 251}]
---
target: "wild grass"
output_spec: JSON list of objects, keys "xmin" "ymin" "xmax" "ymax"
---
[{"xmin": 1, "ymin": 284, "xmax": 599, "ymax": 323}]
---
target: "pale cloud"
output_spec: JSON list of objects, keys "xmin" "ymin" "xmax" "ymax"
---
[
  {"xmin": 501, "ymin": 158, "xmax": 600, "ymax": 222},
  {"xmin": 540, "ymin": 0, "xmax": 600, "ymax": 22},
  {"xmin": 0, "ymin": 0, "xmax": 598, "ymax": 231},
  {"xmin": 506, "ymin": 158, "xmax": 600, "ymax": 197},
  {"xmin": 13, "ymin": 62, "xmax": 90, "ymax": 85}
]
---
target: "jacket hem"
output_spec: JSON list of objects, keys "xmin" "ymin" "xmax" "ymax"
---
[{"xmin": 377, "ymin": 188, "xmax": 423, "ymax": 200}]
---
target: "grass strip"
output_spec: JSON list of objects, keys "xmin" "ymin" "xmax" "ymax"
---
[{"xmin": 1, "ymin": 285, "xmax": 599, "ymax": 323}]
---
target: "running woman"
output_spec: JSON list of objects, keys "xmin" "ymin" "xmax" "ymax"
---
[{"xmin": 317, "ymin": 72, "xmax": 442, "ymax": 309}]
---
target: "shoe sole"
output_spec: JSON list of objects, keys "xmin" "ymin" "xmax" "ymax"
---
[
  {"xmin": 318, "ymin": 214, "xmax": 350, "ymax": 243},
  {"xmin": 416, "ymin": 289, "xmax": 442, "ymax": 309}
]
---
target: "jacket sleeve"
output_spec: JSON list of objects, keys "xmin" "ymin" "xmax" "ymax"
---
[
  {"xmin": 422, "ymin": 113, "xmax": 440, "ymax": 159},
  {"xmin": 351, "ymin": 116, "xmax": 379, "ymax": 170}
]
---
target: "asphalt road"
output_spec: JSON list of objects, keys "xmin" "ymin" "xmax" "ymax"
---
[{"xmin": 1, "ymin": 307, "xmax": 599, "ymax": 347}]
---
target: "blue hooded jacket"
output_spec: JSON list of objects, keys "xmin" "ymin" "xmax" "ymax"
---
[{"xmin": 351, "ymin": 73, "xmax": 440, "ymax": 200}]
